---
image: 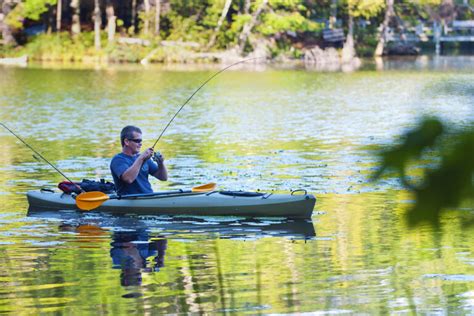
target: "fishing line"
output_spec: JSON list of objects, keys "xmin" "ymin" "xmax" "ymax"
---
[
  {"xmin": 2, "ymin": 58, "xmax": 263, "ymax": 189},
  {"xmin": 151, "ymin": 57, "xmax": 264, "ymax": 149},
  {"xmin": 0, "ymin": 122, "xmax": 83, "ymax": 191}
]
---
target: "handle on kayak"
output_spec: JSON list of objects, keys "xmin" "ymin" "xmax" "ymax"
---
[{"xmin": 291, "ymin": 189, "xmax": 307, "ymax": 195}]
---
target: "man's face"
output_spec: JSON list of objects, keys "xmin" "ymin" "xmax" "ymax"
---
[{"xmin": 124, "ymin": 131, "xmax": 142, "ymax": 154}]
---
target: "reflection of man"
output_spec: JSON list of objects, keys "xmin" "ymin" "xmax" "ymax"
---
[{"xmin": 110, "ymin": 230, "xmax": 167, "ymax": 287}]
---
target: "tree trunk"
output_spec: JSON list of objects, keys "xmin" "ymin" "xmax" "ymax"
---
[
  {"xmin": 155, "ymin": 0, "xmax": 161, "ymax": 36},
  {"xmin": 106, "ymin": 0, "xmax": 116, "ymax": 43},
  {"xmin": 143, "ymin": 0, "xmax": 150, "ymax": 36},
  {"xmin": 329, "ymin": 0, "xmax": 337, "ymax": 28},
  {"xmin": 46, "ymin": 5, "xmax": 54, "ymax": 34},
  {"xmin": 131, "ymin": 0, "xmax": 137, "ymax": 33},
  {"xmin": 243, "ymin": 0, "xmax": 250, "ymax": 14},
  {"xmin": 206, "ymin": 0, "xmax": 232, "ymax": 50},
  {"xmin": 375, "ymin": 0, "xmax": 394, "ymax": 57},
  {"xmin": 439, "ymin": 0, "xmax": 456, "ymax": 24},
  {"xmin": 237, "ymin": 0, "xmax": 267, "ymax": 55},
  {"xmin": 342, "ymin": 13, "xmax": 355, "ymax": 63},
  {"xmin": 93, "ymin": 0, "xmax": 101, "ymax": 50},
  {"xmin": 56, "ymin": 0, "xmax": 62, "ymax": 31},
  {"xmin": 0, "ymin": 0, "xmax": 17, "ymax": 45},
  {"xmin": 71, "ymin": 0, "xmax": 81, "ymax": 35}
]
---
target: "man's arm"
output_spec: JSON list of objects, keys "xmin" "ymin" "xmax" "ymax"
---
[
  {"xmin": 121, "ymin": 149, "xmax": 153, "ymax": 184},
  {"xmin": 152, "ymin": 160, "xmax": 168, "ymax": 181}
]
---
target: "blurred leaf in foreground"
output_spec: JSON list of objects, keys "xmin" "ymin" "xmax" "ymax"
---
[{"xmin": 373, "ymin": 117, "xmax": 474, "ymax": 227}]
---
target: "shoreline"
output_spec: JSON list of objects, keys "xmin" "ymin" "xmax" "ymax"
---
[{"xmin": 2, "ymin": 54, "xmax": 474, "ymax": 72}]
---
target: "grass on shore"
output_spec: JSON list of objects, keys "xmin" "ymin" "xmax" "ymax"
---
[{"xmin": 1, "ymin": 32, "xmax": 207, "ymax": 64}]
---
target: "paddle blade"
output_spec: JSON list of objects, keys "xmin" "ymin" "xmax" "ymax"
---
[
  {"xmin": 76, "ymin": 191, "xmax": 110, "ymax": 211},
  {"xmin": 192, "ymin": 182, "xmax": 216, "ymax": 192}
]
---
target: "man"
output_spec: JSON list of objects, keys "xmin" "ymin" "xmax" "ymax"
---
[{"xmin": 110, "ymin": 125, "xmax": 168, "ymax": 195}]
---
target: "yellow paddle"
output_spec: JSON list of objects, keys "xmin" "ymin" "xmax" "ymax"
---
[{"xmin": 76, "ymin": 182, "xmax": 217, "ymax": 211}]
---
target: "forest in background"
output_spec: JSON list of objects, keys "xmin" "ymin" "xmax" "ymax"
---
[{"xmin": 0, "ymin": 0, "xmax": 473, "ymax": 63}]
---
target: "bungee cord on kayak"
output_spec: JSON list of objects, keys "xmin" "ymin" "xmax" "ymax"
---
[{"xmin": 75, "ymin": 182, "xmax": 217, "ymax": 211}]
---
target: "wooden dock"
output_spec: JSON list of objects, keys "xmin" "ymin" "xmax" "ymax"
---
[{"xmin": 435, "ymin": 20, "xmax": 474, "ymax": 54}]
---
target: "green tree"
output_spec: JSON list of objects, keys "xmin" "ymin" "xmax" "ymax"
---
[
  {"xmin": 258, "ymin": 1, "xmax": 320, "ymax": 36},
  {"xmin": 1, "ymin": 0, "xmax": 18, "ymax": 45},
  {"xmin": 5, "ymin": 0, "xmax": 56, "ymax": 29},
  {"xmin": 348, "ymin": 0, "xmax": 385, "ymax": 19},
  {"xmin": 231, "ymin": 0, "xmax": 321, "ymax": 55},
  {"xmin": 373, "ymin": 118, "xmax": 474, "ymax": 227},
  {"xmin": 338, "ymin": 0, "xmax": 385, "ymax": 60},
  {"xmin": 162, "ymin": 0, "xmax": 209, "ymax": 43},
  {"xmin": 205, "ymin": 0, "xmax": 232, "ymax": 49}
]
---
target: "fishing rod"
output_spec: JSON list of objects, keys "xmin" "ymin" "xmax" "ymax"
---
[
  {"xmin": 151, "ymin": 57, "xmax": 264, "ymax": 149},
  {"xmin": 2, "ymin": 58, "xmax": 262, "ymax": 189},
  {"xmin": 0, "ymin": 122, "xmax": 83, "ymax": 191}
]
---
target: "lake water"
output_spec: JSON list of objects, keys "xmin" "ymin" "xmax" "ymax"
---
[{"xmin": 0, "ymin": 57, "xmax": 473, "ymax": 314}]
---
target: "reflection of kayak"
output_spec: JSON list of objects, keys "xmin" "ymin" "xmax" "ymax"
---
[
  {"xmin": 27, "ymin": 189, "xmax": 316, "ymax": 219},
  {"xmin": 26, "ymin": 209, "xmax": 316, "ymax": 240}
]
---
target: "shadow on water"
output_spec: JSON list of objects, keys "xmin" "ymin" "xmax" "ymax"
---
[
  {"xmin": 27, "ymin": 209, "xmax": 316, "ymax": 241},
  {"xmin": 27, "ymin": 210, "xmax": 315, "ymax": 297}
]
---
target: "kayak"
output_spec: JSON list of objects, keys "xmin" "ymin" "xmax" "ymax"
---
[
  {"xmin": 27, "ymin": 189, "xmax": 316, "ymax": 218},
  {"xmin": 27, "ymin": 190, "xmax": 315, "ymax": 218}
]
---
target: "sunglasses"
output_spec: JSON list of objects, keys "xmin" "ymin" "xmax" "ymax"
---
[{"xmin": 127, "ymin": 138, "xmax": 143, "ymax": 144}]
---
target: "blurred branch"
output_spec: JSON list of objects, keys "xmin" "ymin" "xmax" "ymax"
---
[{"xmin": 373, "ymin": 117, "xmax": 474, "ymax": 226}]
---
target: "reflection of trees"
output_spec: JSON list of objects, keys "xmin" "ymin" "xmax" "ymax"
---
[
  {"xmin": 0, "ymin": 64, "xmax": 472, "ymax": 312},
  {"xmin": 317, "ymin": 191, "xmax": 474, "ymax": 311},
  {"xmin": 0, "ymin": 202, "xmax": 473, "ymax": 313},
  {"xmin": 213, "ymin": 240, "xmax": 228, "ymax": 313}
]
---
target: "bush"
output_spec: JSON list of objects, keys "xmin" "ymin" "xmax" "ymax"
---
[
  {"xmin": 355, "ymin": 30, "xmax": 378, "ymax": 57},
  {"xmin": 20, "ymin": 33, "xmax": 90, "ymax": 61}
]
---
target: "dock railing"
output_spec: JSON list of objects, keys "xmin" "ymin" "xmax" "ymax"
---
[
  {"xmin": 435, "ymin": 20, "xmax": 474, "ymax": 54},
  {"xmin": 322, "ymin": 28, "xmax": 345, "ymax": 43}
]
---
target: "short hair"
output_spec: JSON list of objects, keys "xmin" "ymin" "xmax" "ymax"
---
[{"xmin": 120, "ymin": 125, "xmax": 142, "ymax": 147}]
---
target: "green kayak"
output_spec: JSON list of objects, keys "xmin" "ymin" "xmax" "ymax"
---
[{"xmin": 27, "ymin": 189, "xmax": 316, "ymax": 218}]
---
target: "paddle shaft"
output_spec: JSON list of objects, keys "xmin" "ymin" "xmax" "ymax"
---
[
  {"xmin": 151, "ymin": 57, "xmax": 263, "ymax": 149},
  {"xmin": 76, "ymin": 183, "xmax": 217, "ymax": 210},
  {"xmin": 111, "ymin": 189, "xmax": 197, "ymax": 199}
]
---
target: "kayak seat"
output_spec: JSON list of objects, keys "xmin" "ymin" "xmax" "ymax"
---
[{"xmin": 219, "ymin": 191, "xmax": 265, "ymax": 197}]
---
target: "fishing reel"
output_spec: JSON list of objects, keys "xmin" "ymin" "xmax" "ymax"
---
[{"xmin": 152, "ymin": 151, "xmax": 163, "ymax": 163}]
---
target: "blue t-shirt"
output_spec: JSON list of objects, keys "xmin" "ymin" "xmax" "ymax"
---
[{"xmin": 110, "ymin": 153, "xmax": 159, "ymax": 195}]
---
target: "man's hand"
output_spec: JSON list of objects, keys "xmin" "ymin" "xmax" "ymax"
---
[
  {"xmin": 152, "ymin": 150, "xmax": 168, "ymax": 181},
  {"xmin": 139, "ymin": 148, "xmax": 154, "ymax": 162},
  {"xmin": 153, "ymin": 151, "xmax": 165, "ymax": 164}
]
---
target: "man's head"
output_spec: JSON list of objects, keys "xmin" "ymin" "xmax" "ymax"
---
[{"xmin": 120, "ymin": 125, "xmax": 143, "ymax": 154}]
